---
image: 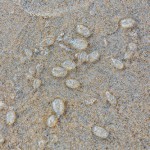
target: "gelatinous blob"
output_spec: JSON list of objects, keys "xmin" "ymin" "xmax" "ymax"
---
[
  {"xmin": 61, "ymin": 60, "xmax": 76, "ymax": 71},
  {"xmin": 65, "ymin": 79, "xmax": 80, "ymax": 89},
  {"xmin": 92, "ymin": 125, "xmax": 109, "ymax": 139},
  {"xmin": 52, "ymin": 98, "xmax": 65, "ymax": 117},
  {"xmin": 52, "ymin": 67, "xmax": 68, "ymax": 78},
  {"xmin": 120, "ymin": 18, "xmax": 136, "ymax": 29},
  {"xmin": 6, "ymin": 111, "xmax": 16, "ymax": 125},
  {"xmin": 75, "ymin": 51, "xmax": 88, "ymax": 64},
  {"xmin": 76, "ymin": 25, "xmax": 91, "ymax": 38},
  {"xmin": 33, "ymin": 79, "xmax": 42, "ymax": 89},
  {"xmin": 47, "ymin": 115, "xmax": 58, "ymax": 128},
  {"xmin": 112, "ymin": 58, "xmax": 124, "ymax": 70},
  {"xmin": 69, "ymin": 38, "xmax": 88, "ymax": 51},
  {"xmin": 88, "ymin": 51, "xmax": 100, "ymax": 63}
]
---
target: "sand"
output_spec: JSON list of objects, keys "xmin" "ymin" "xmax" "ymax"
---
[{"xmin": 0, "ymin": 0, "xmax": 149, "ymax": 149}]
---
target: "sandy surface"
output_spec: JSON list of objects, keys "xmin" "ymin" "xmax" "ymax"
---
[{"xmin": 0, "ymin": 0, "xmax": 150, "ymax": 149}]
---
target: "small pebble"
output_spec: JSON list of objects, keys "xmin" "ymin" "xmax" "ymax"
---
[
  {"xmin": 6, "ymin": 110, "xmax": 16, "ymax": 125},
  {"xmin": 52, "ymin": 67, "xmax": 67, "ymax": 78},
  {"xmin": 61, "ymin": 60, "xmax": 76, "ymax": 71},
  {"xmin": 88, "ymin": 51, "xmax": 100, "ymax": 63},
  {"xmin": 76, "ymin": 25, "xmax": 91, "ymax": 38},
  {"xmin": 92, "ymin": 126, "xmax": 109, "ymax": 139},
  {"xmin": 52, "ymin": 98, "xmax": 65, "ymax": 117},
  {"xmin": 0, "ymin": 101, "xmax": 6, "ymax": 111},
  {"xmin": 120, "ymin": 18, "xmax": 136, "ymax": 29},
  {"xmin": 33, "ymin": 79, "xmax": 42, "ymax": 89},
  {"xmin": 65, "ymin": 79, "xmax": 80, "ymax": 89},
  {"xmin": 112, "ymin": 58, "xmax": 124, "ymax": 70},
  {"xmin": 128, "ymin": 42, "xmax": 137, "ymax": 51},
  {"xmin": 106, "ymin": 91, "xmax": 117, "ymax": 106},
  {"xmin": 69, "ymin": 38, "xmax": 88, "ymax": 50},
  {"xmin": 24, "ymin": 49, "xmax": 33, "ymax": 59},
  {"xmin": 75, "ymin": 51, "xmax": 88, "ymax": 64},
  {"xmin": 47, "ymin": 115, "xmax": 58, "ymax": 128},
  {"xmin": 0, "ymin": 134, "xmax": 5, "ymax": 144}
]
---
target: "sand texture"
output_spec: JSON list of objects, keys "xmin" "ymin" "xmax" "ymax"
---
[{"xmin": 0, "ymin": 0, "xmax": 150, "ymax": 149}]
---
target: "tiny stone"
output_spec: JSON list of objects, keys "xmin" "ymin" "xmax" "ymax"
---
[
  {"xmin": 33, "ymin": 79, "xmax": 42, "ymax": 89},
  {"xmin": 65, "ymin": 79, "xmax": 80, "ymax": 89},
  {"xmin": 106, "ymin": 91, "xmax": 117, "ymax": 106},
  {"xmin": 47, "ymin": 115, "xmax": 58, "ymax": 128},
  {"xmin": 76, "ymin": 25, "xmax": 91, "ymax": 38},
  {"xmin": 52, "ymin": 98, "xmax": 65, "ymax": 117},
  {"xmin": 128, "ymin": 42, "xmax": 137, "ymax": 51},
  {"xmin": 6, "ymin": 110, "xmax": 16, "ymax": 125},
  {"xmin": 75, "ymin": 51, "xmax": 88, "ymax": 64},
  {"xmin": 120, "ymin": 18, "xmax": 136, "ymax": 29},
  {"xmin": 92, "ymin": 126, "xmax": 109, "ymax": 139},
  {"xmin": 52, "ymin": 67, "xmax": 67, "ymax": 78},
  {"xmin": 112, "ymin": 58, "xmax": 124, "ymax": 70},
  {"xmin": 69, "ymin": 38, "xmax": 88, "ymax": 50},
  {"xmin": 0, "ymin": 134, "xmax": 5, "ymax": 144},
  {"xmin": 61, "ymin": 60, "xmax": 76, "ymax": 71},
  {"xmin": 24, "ymin": 49, "xmax": 33, "ymax": 59},
  {"xmin": 88, "ymin": 51, "xmax": 100, "ymax": 63}
]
